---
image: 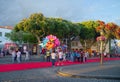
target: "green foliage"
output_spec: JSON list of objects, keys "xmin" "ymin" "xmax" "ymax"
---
[
  {"xmin": 80, "ymin": 21, "xmax": 99, "ymax": 40},
  {"xmin": 13, "ymin": 13, "xmax": 46, "ymax": 43},
  {"xmin": 8, "ymin": 31, "xmax": 37, "ymax": 44},
  {"xmin": 77, "ymin": 21, "xmax": 100, "ymax": 50},
  {"xmin": 12, "ymin": 12, "xmax": 120, "ymax": 51}
]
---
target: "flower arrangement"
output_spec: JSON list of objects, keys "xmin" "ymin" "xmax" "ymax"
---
[
  {"xmin": 96, "ymin": 35, "xmax": 106, "ymax": 41},
  {"xmin": 105, "ymin": 23, "xmax": 117, "ymax": 30},
  {"xmin": 40, "ymin": 34, "xmax": 60, "ymax": 50}
]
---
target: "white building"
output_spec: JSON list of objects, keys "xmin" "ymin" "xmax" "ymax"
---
[{"xmin": 0, "ymin": 26, "xmax": 13, "ymax": 49}]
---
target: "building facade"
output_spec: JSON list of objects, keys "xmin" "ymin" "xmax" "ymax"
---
[
  {"xmin": 0, "ymin": 26, "xmax": 13, "ymax": 49},
  {"xmin": 71, "ymin": 36, "xmax": 110, "ymax": 55}
]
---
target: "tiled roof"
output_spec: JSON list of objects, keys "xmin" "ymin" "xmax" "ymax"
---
[{"xmin": 0, "ymin": 26, "xmax": 13, "ymax": 30}]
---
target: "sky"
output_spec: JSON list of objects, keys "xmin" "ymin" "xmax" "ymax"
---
[{"xmin": 0, "ymin": 0, "xmax": 120, "ymax": 26}]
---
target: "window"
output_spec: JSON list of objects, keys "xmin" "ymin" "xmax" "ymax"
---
[
  {"xmin": 71, "ymin": 41, "xmax": 78, "ymax": 46},
  {"xmin": 71, "ymin": 42, "xmax": 75, "ymax": 46},
  {"xmin": 75, "ymin": 42, "xmax": 78, "ymax": 46},
  {"xmin": 0, "ymin": 32, "xmax": 2, "ymax": 37}
]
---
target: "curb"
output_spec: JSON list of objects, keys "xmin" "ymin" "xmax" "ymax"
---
[{"xmin": 57, "ymin": 68, "xmax": 120, "ymax": 80}]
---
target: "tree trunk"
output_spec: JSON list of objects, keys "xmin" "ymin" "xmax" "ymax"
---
[
  {"xmin": 84, "ymin": 40, "xmax": 87, "ymax": 51},
  {"xmin": 34, "ymin": 34, "xmax": 41, "ymax": 55}
]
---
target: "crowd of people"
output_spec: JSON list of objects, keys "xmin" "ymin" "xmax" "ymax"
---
[
  {"xmin": 11, "ymin": 48, "xmax": 30, "ymax": 63},
  {"xmin": 41, "ymin": 48, "xmax": 89, "ymax": 67},
  {"xmin": 0, "ymin": 48, "xmax": 10, "ymax": 57},
  {"xmin": 0, "ymin": 46, "xmax": 113, "ymax": 67},
  {"xmin": 0, "ymin": 47, "xmax": 30, "ymax": 63}
]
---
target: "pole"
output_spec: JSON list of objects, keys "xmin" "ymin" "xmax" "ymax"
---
[
  {"xmin": 100, "ymin": 30, "xmax": 104, "ymax": 65},
  {"xmin": 100, "ymin": 40, "xmax": 103, "ymax": 65}
]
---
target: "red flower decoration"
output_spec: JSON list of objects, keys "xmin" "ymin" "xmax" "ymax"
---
[
  {"xmin": 96, "ymin": 26, "xmax": 102, "ymax": 31},
  {"xmin": 105, "ymin": 23, "xmax": 117, "ymax": 31},
  {"xmin": 98, "ymin": 20, "xmax": 105, "ymax": 26},
  {"xmin": 105, "ymin": 24, "xmax": 111, "ymax": 30},
  {"xmin": 96, "ymin": 36, "xmax": 106, "ymax": 41}
]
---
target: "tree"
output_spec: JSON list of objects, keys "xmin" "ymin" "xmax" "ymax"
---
[
  {"xmin": 8, "ymin": 31, "xmax": 37, "ymax": 44},
  {"xmin": 43, "ymin": 17, "xmax": 80, "ymax": 49},
  {"xmin": 53, "ymin": 18, "xmax": 70, "ymax": 39},
  {"xmin": 13, "ymin": 13, "xmax": 47, "ymax": 55},
  {"xmin": 14, "ymin": 13, "xmax": 46, "ymax": 44},
  {"xmin": 66, "ymin": 22, "xmax": 80, "ymax": 50},
  {"xmin": 115, "ymin": 27, "xmax": 120, "ymax": 39},
  {"xmin": 96, "ymin": 20, "xmax": 120, "ymax": 52},
  {"xmin": 79, "ymin": 21, "xmax": 99, "ymax": 51}
]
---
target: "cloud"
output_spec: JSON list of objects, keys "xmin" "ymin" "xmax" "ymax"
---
[{"xmin": 0, "ymin": 0, "xmax": 120, "ymax": 26}]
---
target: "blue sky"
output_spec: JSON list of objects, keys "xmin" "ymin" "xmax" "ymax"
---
[{"xmin": 0, "ymin": 0, "xmax": 120, "ymax": 26}]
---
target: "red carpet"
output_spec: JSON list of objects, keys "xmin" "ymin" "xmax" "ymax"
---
[{"xmin": 0, "ymin": 58, "xmax": 120, "ymax": 72}]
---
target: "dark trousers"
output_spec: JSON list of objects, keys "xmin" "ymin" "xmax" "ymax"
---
[
  {"xmin": 77, "ymin": 57, "xmax": 80, "ymax": 62},
  {"xmin": 80, "ymin": 57, "xmax": 83, "ymax": 62},
  {"xmin": 85, "ymin": 57, "xmax": 87, "ymax": 62},
  {"xmin": 51, "ymin": 59, "xmax": 55, "ymax": 66},
  {"xmin": 46, "ymin": 56, "xmax": 50, "ymax": 62},
  {"xmin": 14, "ymin": 55, "xmax": 17, "ymax": 61}
]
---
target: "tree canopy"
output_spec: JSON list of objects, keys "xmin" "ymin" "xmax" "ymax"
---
[
  {"xmin": 10, "ymin": 12, "xmax": 120, "ymax": 52},
  {"xmin": 13, "ymin": 13, "xmax": 81, "ymax": 44}
]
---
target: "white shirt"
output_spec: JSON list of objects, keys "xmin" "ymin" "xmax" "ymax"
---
[
  {"xmin": 51, "ymin": 53, "xmax": 56, "ymax": 59},
  {"xmin": 12, "ymin": 51, "xmax": 16, "ymax": 57},
  {"xmin": 17, "ymin": 51, "xmax": 21, "ymax": 58},
  {"xmin": 25, "ymin": 51, "xmax": 29, "ymax": 59},
  {"xmin": 58, "ymin": 51, "xmax": 63, "ymax": 59},
  {"xmin": 85, "ymin": 52, "xmax": 89, "ymax": 57}
]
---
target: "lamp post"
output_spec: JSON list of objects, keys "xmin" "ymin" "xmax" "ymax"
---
[
  {"xmin": 100, "ymin": 37, "xmax": 103, "ymax": 65},
  {"xmin": 97, "ymin": 31, "xmax": 106, "ymax": 65}
]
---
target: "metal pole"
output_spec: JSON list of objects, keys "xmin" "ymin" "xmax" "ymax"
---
[
  {"xmin": 100, "ymin": 41, "xmax": 103, "ymax": 65},
  {"xmin": 100, "ymin": 30, "xmax": 104, "ymax": 65}
]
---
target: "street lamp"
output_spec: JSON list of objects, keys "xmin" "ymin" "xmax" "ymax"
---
[{"xmin": 97, "ymin": 31, "xmax": 106, "ymax": 65}]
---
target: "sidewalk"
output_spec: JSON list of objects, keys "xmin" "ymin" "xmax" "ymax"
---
[{"xmin": 57, "ymin": 60, "xmax": 120, "ymax": 80}]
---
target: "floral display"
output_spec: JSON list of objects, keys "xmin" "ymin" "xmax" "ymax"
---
[
  {"xmin": 40, "ymin": 34, "xmax": 60, "ymax": 50},
  {"xmin": 105, "ymin": 23, "xmax": 117, "ymax": 30},
  {"xmin": 96, "ymin": 35, "xmax": 106, "ymax": 41}
]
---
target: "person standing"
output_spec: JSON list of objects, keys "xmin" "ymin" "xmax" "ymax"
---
[
  {"xmin": 0, "ymin": 48, "xmax": 4, "ymax": 57},
  {"xmin": 80, "ymin": 51, "xmax": 84, "ymax": 62},
  {"xmin": 16, "ymin": 49, "xmax": 21, "ymax": 63},
  {"xmin": 76, "ymin": 50, "xmax": 81, "ymax": 62},
  {"xmin": 11, "ymin": 49, "xmax": 16, "ymax": 63},
  {"xmin": 25, "ymin": 50, "xmax": 30, "ymax": 61},
  {"xmin": 84, "ymin": 51, "xmax": 89, "ymax": 62},
  {"xmin": 51, "ymin": 50, "xmax": 56, "ymax": 67},
  {"xmin": 46, "ymin": 50, "xmax": 51, "ymax": 62},
  {"xmin": 70, "ymin": 51, "xmax": 74, "ymax": 62},
  {"xmin": 57, "ymin": 49, "xmax": 64, "ymax": 66},
  {"xmin": 63, "ymin": 51, "xmax": 66, "ymax": 61}
]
